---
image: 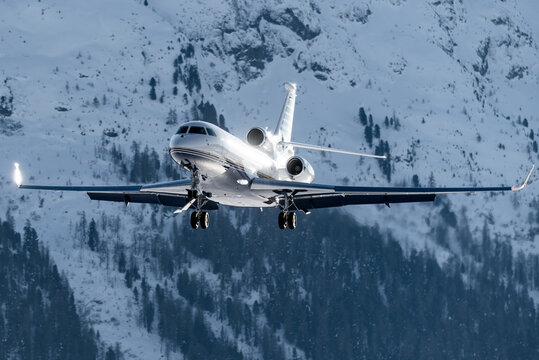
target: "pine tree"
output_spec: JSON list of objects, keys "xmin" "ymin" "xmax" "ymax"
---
[
  {"xmin": 88, "ymin": 219, "xmax": 99, "ymax": 251},
  {"xmin": 105, "ymin": 346, "xmax": 116, "ymax": 360},
  {"xmin": 141, "ymin": 277, "xmax": 154, "ymax": 331},
  {"xmin": 364, "ymin": 125, "xmax": 373, "ymax": 148},
  {"xmin": 149, "ymin": 77, "xmax": 157, "ymax": 100},
  {"xmin": 166, "ymin": 109, "xmax": 178, "ymax": 125},
  {"xmin": 118, "ymin": 251, "xmax": 126, "ymax": 273},
  {"xmin": 412, "ymin": 174, "xmax": 420, "ymax": 187},
  {"xmin": 218, "ymin": 114, "xmax": 227, "ymax": 129},
  {"xmin": 374, "ymin": 124, "xmax": 380, "ymax": 139},
  {"xmin": 359, "ymin": 107, "xmax": 367, "ymax": 126},
  {"xmin": 428, "ymin": 172, "xmax": 436, "ymax": 187}
]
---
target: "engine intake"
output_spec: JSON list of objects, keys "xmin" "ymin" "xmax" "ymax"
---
[
  {"xmin": 287, "ymin": 157, "xmax": 304, "ymax": 176},
  {"xmin": 285, "ymin": 156, "xmax": 315, "ymax": 182},
  {"xmin": 246, "ymin": 127, "xmax": 266, "ymax": 147}
]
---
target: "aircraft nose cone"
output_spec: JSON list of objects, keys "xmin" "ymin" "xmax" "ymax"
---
[
  {"xmin": 169, "ymin": 135, "xmax": 178, "ymax": 149},
  {"xmin": 169, "ymin": 134, "xmax": 186, "ymax": 149},
  {"xmin": 169, "ymin": 134, "xmax": 196, "ymax": 149}
]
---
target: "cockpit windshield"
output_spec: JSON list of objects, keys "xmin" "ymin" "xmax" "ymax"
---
[
  {"xmin": 176, "ymin": 126, "xmax": 189, "ymax": 134},
  {"xmin": 188, "ymin": 126, "xmax": 207, "ymax": 135},
  {"xmin": 176, "ymin": 125, "xmax": 217, "ymax": 136}
]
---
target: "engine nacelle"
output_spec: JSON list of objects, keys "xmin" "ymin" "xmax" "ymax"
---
[
  {"xmin": 246, "ymin": 127, "xmax": 267, "ymax": 147},
  {"xmin": 286, "ymin": 156, "xmax": 315, "ymax": 183}
]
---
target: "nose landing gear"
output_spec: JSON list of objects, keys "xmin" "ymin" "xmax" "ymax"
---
[{"xmin": 179, "ymin": 166, "xmax": 211, "ymax": 230}]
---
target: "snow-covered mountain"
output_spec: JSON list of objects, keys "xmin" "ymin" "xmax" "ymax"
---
[{"xmin": 1, "ymin": 0, "xmax": 538, "ymax": 358}]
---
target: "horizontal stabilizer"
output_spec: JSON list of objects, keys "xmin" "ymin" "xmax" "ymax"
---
[{"xmin": 280, "ymin": 141, "xmax": 386, "ymax": 159}]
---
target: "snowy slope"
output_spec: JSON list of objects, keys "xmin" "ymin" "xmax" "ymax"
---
[{"xmin": 1, "ymin": 0, "xmax": 538, "ymax": 357}]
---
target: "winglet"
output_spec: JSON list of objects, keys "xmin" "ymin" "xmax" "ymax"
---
[
  {"xmin": 512, "ymin": 165, "xmax": 534, "ymax": 191},
  {"xmin": 13, "ymin": 163, "xmax": 22, "ymax": 187}
]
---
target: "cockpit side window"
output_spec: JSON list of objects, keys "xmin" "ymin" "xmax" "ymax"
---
[
  {"xmin": 188, "ymin": 126, "xmax": 207, "ymax": 135},
  {"xmin": 206, "ymin": 128, "xmax": 217, "ymax": 136},
  {"xmin": 177, "ymin": 126, "xmax": 189, "ymax": 134}
]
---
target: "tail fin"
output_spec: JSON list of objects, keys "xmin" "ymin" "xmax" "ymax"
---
[{"xmin": 274, "ymin": 82, "xmax": 297, "ymax": 142}]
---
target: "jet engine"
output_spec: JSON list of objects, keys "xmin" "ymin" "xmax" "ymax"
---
[
  {"xmin": 286, "ymin": 156, "xmax": 315, "ymax": 183},
  {"xmin": 246, "ymin": 127, "xmax": 267, "ymax": 147}
]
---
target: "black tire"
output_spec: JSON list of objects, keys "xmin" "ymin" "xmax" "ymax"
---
[
  {"xmin": 287, "ymin": 212, "xmax": 297, "ymax": 230},
  {"xmin": 200, "ymin": 212, "xmax": 210, "ymax": 229},
  {"xmin": 190, "ymin": 212, "xmax": 199, "ymax": 229},
  {"xmin": 278, "ymin": 212, "xmax": 287, "ymax": 229}
]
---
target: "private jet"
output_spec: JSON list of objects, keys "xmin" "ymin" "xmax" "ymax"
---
[{"xmin": 14, "ymin": 83, "xmax": 534, "ymax": 229}]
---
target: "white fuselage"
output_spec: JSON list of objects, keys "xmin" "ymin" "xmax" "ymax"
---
[{"xmin": 168, "ymin": 121, "xmax": 314, "ymax": 207}]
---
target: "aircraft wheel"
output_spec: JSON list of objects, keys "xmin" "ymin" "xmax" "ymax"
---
[
  {"xmin": 278, "ymin": 212, "xmax": 287, "ymax": 229},
  {"xmin": 287, "ymin": 212, "xmax": 297, "ymax": 230},
  {"xmin": 200, "ymin": 212, "xmax": 210, "ymax": 229},
  {"xmin": 190, "ymin": 212, "xmax": 199, "ymax": 229}
]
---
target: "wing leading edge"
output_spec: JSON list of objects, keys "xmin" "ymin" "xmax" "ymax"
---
[
  {"xmin": 251, "ymin": 165, "xmax": 534, "ymax": 210},
  {"xmin": 15, "ymin": 171, "xmax": 219, "ymax": 210}
]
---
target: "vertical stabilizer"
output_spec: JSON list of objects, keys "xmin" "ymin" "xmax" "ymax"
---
[{"xmin": 274, "ymin": 82, "xmax": 297, "ymax": 142}]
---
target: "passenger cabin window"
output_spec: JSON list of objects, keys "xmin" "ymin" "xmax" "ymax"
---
[
  {"xmin": 188, "ymin": 126, "xmax": 206, "ymax": 135},
  {"xmin": 176, "ymin": 126, "xmax": 189, "ymax": 134},
  {"xmin": 206, "ymin": 128, "xmax": 216, "ymax": 136}
]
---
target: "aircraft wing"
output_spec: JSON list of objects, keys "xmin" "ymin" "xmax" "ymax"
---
[
  {"xmin": 14, "ymin": 165, "xmax": 219, "ymax": 210},
  {"xmin": 251, "ymin": 165, "xmax": 534, "ymax": 210}
]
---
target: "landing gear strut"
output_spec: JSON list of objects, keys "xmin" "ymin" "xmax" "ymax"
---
[{"xmin": 278, "ymin": 194, "xmax": 298, "ymax": 230}]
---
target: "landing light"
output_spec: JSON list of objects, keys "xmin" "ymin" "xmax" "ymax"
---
[
  {"xmin": 14, "ymin": 163, "xmax": 22, "ymax": 187},
  {"xmin": 237, "ymin": 179, "xmax": 249, "ymax": 186}
]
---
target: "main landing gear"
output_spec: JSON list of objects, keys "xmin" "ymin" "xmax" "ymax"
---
[
  {"xmin": 278, "ymin": 211, "xmax": 297, "ymax": 230},
  {"xmin": 277, "ymin": 192, "xmax": 299, "ymax": 230},
  {"xmin": 190, "ymin": 211, "xmax": 210, "ymax": 229}
]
